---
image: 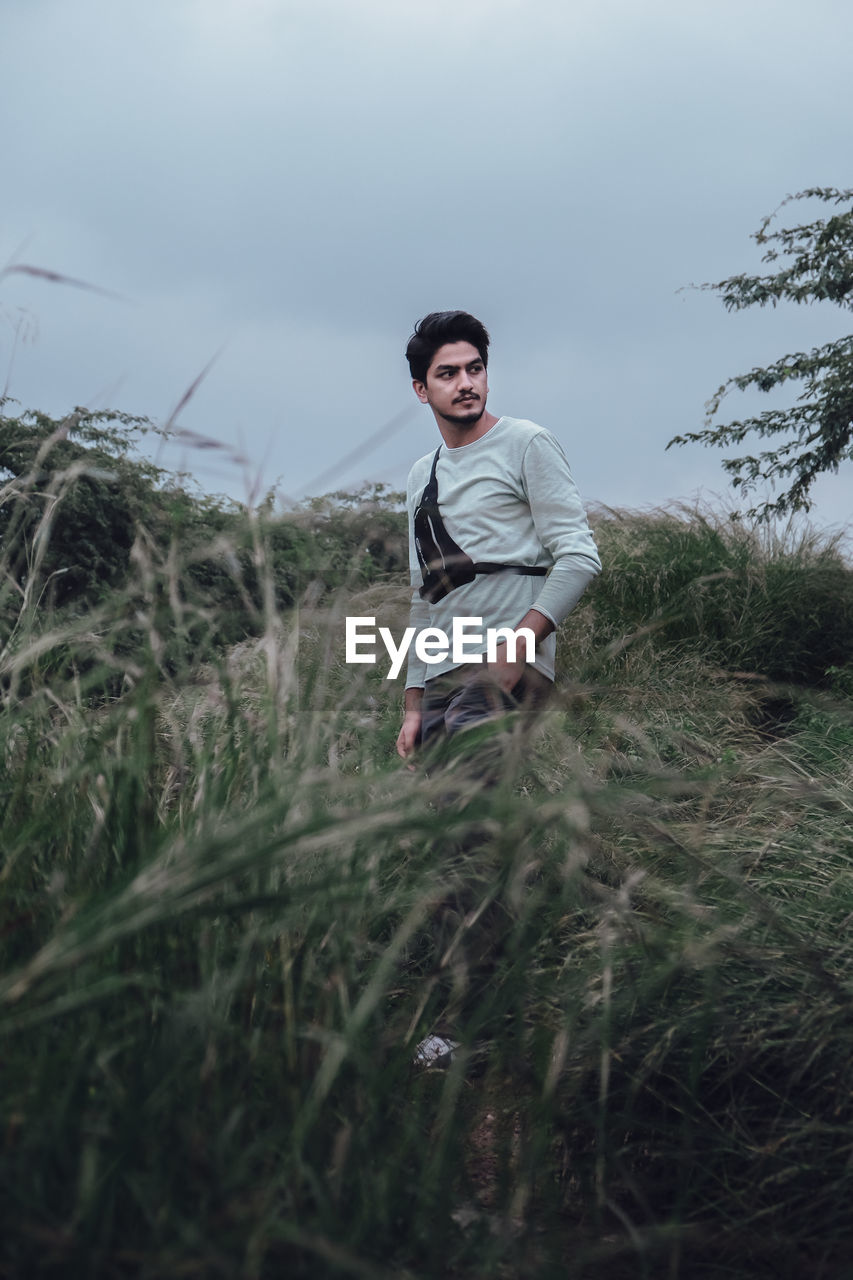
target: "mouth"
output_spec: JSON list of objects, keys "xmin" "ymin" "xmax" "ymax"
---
[{"xmin": 455, "ymin": 396, "xmax": 478, "ymax": 405}]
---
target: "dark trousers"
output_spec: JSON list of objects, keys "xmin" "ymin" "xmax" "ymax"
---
[
  {"xmin": 419, "ymin": 665, "xmax": 553, "ymax": 755},
  {"xmin": 415, "ymin": 666, "xmax": 553, "ymax": 1033}
]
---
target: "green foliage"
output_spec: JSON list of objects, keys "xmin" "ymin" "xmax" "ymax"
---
[
  {"xmin": 0, "ymin": 406, "xmax": 408, "ymax": 686},
  {"xmin": 289, "ymin": 482, "xmax": 407, "ymax": 586},
  {"xmin": 0, "ymin": 478, "xmax": 852, "ymax": 1277},
  {"xmin": 572, "ymin": 505, "xmax": 853, "ymax": 686},
  {"xmin": 0, "ymin": 402, "xmax": 166, "ymax": 609},
  {"xmin": 668, "ymin": 187, "xmax": 853, "ymax": 518}
]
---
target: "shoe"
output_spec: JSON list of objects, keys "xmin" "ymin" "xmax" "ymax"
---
[{"xmin": 413, "ymin": 1034, "xmax": 460, "ymax": 1069}]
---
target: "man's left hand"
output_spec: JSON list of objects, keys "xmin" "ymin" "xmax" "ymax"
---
[
  {"xmin": 483, "ymin": 611, "xmax": 555, "ymax": 693},
  {"xmin": 485, "ymin": 641, "xmax": 528, "ymax": 694}
]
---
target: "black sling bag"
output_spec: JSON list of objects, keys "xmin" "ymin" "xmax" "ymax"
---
[{"xmin": 414, "ymin": 446, "xmax": 548, "ymax": 604}]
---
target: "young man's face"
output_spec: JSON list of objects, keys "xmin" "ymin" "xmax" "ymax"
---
[{"xmin": 413, "ymin": 341, "xmax": 489, "ymax": 429}]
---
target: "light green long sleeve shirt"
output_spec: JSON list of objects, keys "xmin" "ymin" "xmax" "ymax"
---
[{"xmin": 405, "ymin": 416, "xmax": 601, "ymax": 687}]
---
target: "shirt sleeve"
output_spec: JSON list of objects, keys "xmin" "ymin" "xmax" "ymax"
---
[
  {"xmin": 520, "ymin": 431, "xmax": 601, "ymax": 626},
  {"xmin": 404, "ymin": 592, "xmax": 431, "ymax": 689}
]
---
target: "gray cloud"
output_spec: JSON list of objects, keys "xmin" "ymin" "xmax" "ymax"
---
[{"xmin": 2, "ymin": 0, "xmax": 851, "ymax": 525}]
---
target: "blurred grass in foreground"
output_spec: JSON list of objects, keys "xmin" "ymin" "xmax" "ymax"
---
[{"xmin": 1, "ymin": 449, "xmax": 852, "ymax": 1278}]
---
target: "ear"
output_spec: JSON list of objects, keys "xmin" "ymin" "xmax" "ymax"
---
[{"xmin": 412, "ymin": 379, "xmax": 429, "ymax": 404}]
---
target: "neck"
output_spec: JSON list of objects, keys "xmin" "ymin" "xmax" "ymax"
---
[{"xmin": 435, "ymin": 409, "xmax": 500, "ymax": 450}]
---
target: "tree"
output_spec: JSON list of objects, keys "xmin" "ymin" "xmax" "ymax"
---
[
  {"xmin": 667, "ymin": 187, "xmax": 853, "ymax": 519},
  {"xmin": 0, "ymin": 403, "xmax": 167, "ymax": 608},
  {"xmin": 0, "ymin": 403, "xmax": 407, "ymax": 636}
]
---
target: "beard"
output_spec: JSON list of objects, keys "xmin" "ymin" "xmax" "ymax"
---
[{"xmin": 440, "ymin": 398, "xmax": 484, "ymax": 428}]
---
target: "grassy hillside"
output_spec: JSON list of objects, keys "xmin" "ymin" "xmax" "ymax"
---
[{"xmin": 1, "ymin": 424, "xmax": 852, "ymax": 1278}]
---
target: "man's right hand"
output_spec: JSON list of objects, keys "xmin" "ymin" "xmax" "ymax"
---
[
  {"xmin": 396, "ymin": 711, "xmax": 422, "ymax": 762},
  {"xmin": 396, "ymin": 688, "xmax": 424, "ymax": 765}
]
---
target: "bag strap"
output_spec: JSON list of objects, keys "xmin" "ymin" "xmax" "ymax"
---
[
  {"xmin": 415, "ymin": 446, "xmax": 547, "ymax": 600},
  {"xmin": 473, "ymin": 562, "xmax": 547, "ymax": 577},
  {"xmin": 423, "ymin": 446, "xmax": 441, "ymax": 502}
]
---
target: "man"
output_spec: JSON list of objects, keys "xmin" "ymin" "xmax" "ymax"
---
[{"xmin": 396, "ymin": 311, "xmax": 601, "ymax": 764}]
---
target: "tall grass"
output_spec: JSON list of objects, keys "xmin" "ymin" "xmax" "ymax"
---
[
  {"xmin": 576, "ymin": 503, "xmax": 853, "ymax": 685},
  {"xmin": 1, "ymin": 474, "xmax": 852, "ymax": 1278}
]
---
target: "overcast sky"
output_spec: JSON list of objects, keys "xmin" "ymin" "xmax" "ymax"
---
[{"xmin": 2, "ymin": 0, "xmax": 851, "ymax": 529}]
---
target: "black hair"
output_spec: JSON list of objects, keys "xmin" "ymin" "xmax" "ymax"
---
[{"xmin": 405, "ymin": 311, "xmax": 490, "ymax": 383}]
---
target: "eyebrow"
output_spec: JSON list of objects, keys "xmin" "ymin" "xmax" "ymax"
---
[{"xmin": 433, "ymin": 358, "xmax": 483, "ymax": 373}]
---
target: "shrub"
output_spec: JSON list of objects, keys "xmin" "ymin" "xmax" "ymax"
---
[{"xmin": 577, "ymin": 504, "xmax": 853, "ymax": 686}]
